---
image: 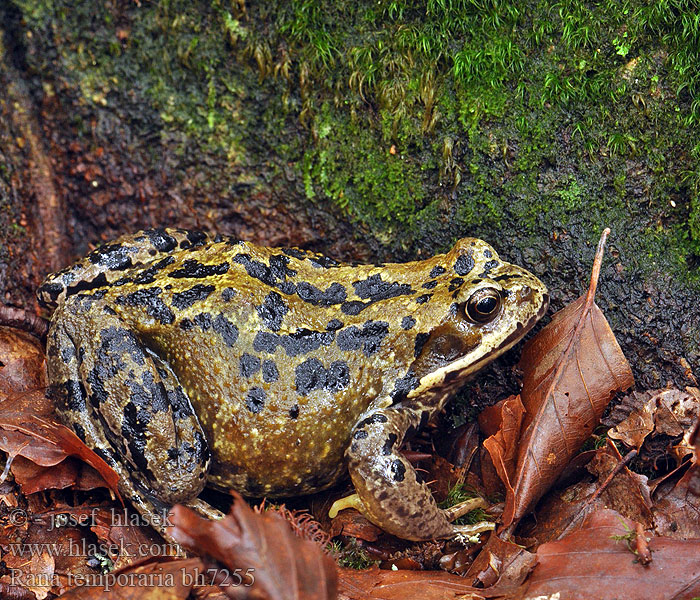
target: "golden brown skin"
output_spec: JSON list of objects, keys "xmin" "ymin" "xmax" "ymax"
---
[{"xmin": 38, "ymin": 228, "xmax": 547, "ymax": 540}]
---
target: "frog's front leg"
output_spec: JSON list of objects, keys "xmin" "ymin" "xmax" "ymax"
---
[
  {"xmin": 345, "ymin": 402, "xmax": 460, "ymax": 541},
  {"xmin": 47, "ymin": 293, "xmax": 211, "ymax": 526}
]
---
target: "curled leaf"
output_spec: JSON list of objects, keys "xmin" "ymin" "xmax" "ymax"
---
[{"xmin": 503, "ymin": 229, "xmax": 634, "ymax": 526}]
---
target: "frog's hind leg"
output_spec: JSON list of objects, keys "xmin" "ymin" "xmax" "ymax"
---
[
  {"xmin": 46, "ymin": 293, "xmax": 212, "ymax": 529},
  {"xmin": 345, "ymin": 402, "xmax": 488, "ymax": 541}
]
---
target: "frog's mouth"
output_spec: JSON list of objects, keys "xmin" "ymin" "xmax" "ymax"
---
[{"xmin": 408, "ymin": 292, "xmax": 549, "ymax": 399}]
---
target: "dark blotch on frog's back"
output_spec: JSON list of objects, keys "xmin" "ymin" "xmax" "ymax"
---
[
  {"xmin": 454, "ymin": 252, "xmax": 475, "ymax": 276},
  {"xmin": 326, "ymin": 318, "xmax": 344, "ymax": 331},
  {"xmin": 252, "ymin": 328, "xmax": 335, "ymax": 357},
  {"xmin": 212, "ymin": 314, "xmax": 239, "ymax": 347},
  {"xmin": 295, "ymin": 357, "xmax": 350, "ymax": 396},
  {"xmin": 336, "ymin": 320, "xmax": 389, "ymax": 357},
  {"xmin": 422, "ymin": 280, "xmax": 438, "ymax": 289},
  {"xmin": 382, "ymin": 433, "xmax": 398, "ymax": 455},
  {"xmin": 401, "ymin": 316, "xmax": 416, "ymax": 330},
  {"xmin": 168, "ymin": 259, "xmax": 230, "ymax": 279},
  {"xmin": 340, "ymin": 300, "xmax": 367, "ymax": 315},
  {"xmin": 221, "ymin": 287, "xmax": 236, "ymax": 301},
  {"xmin": 245, "ymin": 387, "xmax": 266, "ymax": 413},
  {"xmin": 479, "ymin": 260, "xmax": 500, "ymax": 277},
  {"xmin": 130, "ymin": 256, "xmax": 176, "ymax": 286},
  {"xmin": 181, "ymin": 230, "xmax": 209, "ymax": 249},
  {"xmin": 352, "ymin": 273, "xmax": 413, "ymax": 302},
  {"xmin": 256, "ymin": 291, "xmax": 288, "ymax": 331},
  {"xmin": 289, "ymin": 404, "xmax": 300, "ymax": 419},
  {"xmin": 171, "ymin": 284, "xmax": 216, "ymax": 310},
  {"xmin": 180, "ymin": 312, "xmax": 238, "ymax": 348},
  {"xmin": 282, "ymin": 247, "xmax": 309, "ymax": 260},
  {"xmin": 296, "ymin": 281, "xmax": 347, "ymax": 306},
  {"xmin": 143, "ymin": 228, "xmax": 178, "ymax": 253},
  {"xmin": 262, "ymin": 360, "xmax": 278, "ymax": 382},
  {"xmin": 232, "ymin": 253, "xmax": 297, "ymax": 294},
  {"xmin": 429, "ymin": 265, "xmax": 447, "ymax": 278},
  {"xmin": 88, "ymin": 243, "xmax": 134, "ymax": 271},
  {"xmin": 240, "ymin": 353, "xmax": 261, "ymax": 378},
  {"xmin": 415, "ymin": 293, "xmax": 432, "ymax": 304}
]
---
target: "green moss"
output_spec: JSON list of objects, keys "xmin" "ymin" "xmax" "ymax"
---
[
  {"xmin": 328, "ymin": 539, "xmax": 379, "ymax": 570},
  {"xmin": 13, "ymin": 0, "xmax": 700, "ymax": 279},
  {"xmin": 302, "ymin": 103, "xmax": 425, "ymax": 227}
]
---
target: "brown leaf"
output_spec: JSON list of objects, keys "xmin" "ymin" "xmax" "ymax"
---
[
  {"xmin": 0, "ymin": 327, "xmax": 47, "ymax": 399},
  {"xmin": 609, "ymin": 387, "xmax": 700, "ymax": 460},
  {"xmin": 168, "ymin": 493, "xmax": 337, "ymax": 600},
  {"xmin": 518, "ymin": 508, "xmax": 700, "ymax": 600},
  {"xmin": 338, "ymin": 566, "xmax": 483, "ymax": 600},
  {"xmin": 653, "ymin": 461, "xmax": 700, "ymax": 538},
  {"xmin": 480, "ymin": 395, "xmax": 525, "ymax": 501},
  {"xmin": 464, "ymin": 532, "xmax": 536, "ymax": 589},
  {"xmin": 585, "ymin": 444, "xmax": 654, "ymax": 529},
  {"xmin": 329, "ymin": 509, "xmax": 383, "ymax": 542},
  {"xmin": 0, "ymin": 415, "xmax": 120, "ymax": 498},
  {"xmin": 503, "ymin": 229, "xmax": 634, "ymax": 526}
]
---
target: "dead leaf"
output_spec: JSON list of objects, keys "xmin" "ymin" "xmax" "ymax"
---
[
  {"xmin": 518, "ymin": 508, "xmax": 700, "ymax": 600},
  {"xmin": 330, "ymin": 509, "xmax": 383, "ymax": 542},
  {"xmin": 0, "ymin": 415, "xmax": 120, "ymax": 498},
  {"xmin": 168, "ymin": 493, "xmax": 337, "ymax": 600},
  {"xmin": 609, "ymin": 387, "xmax": 700, "ymax": 462},
  {"xmin": 503, "ymin": 229, "xmax": 634, "ymax": 526},
  {"xmin": 653, "ymin": 461, "xmax": 700, "ymax": 538},
  {"xmin": 464, "ymin": 532, "xmax": 536, "ymax": 589},
  {"xmin": 585, "ymin": 443, "xmax": 654, "ymax": 528},
  {"xmin": 480, "ymin": 395, "xmax": 525, "ymax": 503},
  {"xmin": 0, "ymin": 327, "xmax": 47, "ymax": 399}
]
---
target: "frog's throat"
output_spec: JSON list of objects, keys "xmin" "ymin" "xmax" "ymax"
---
[{"xmin": 407, "ymin": 293, "xmax": 548, "ymax": 399}]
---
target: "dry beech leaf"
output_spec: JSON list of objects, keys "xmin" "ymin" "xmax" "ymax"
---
[
  {"xmin": 0, "ymin": 327, "xmax": 47, "ymax": 398},
  {"xmin": 464, "ymin": 532, "xmax": 536, "ymax": 590},
  {"xmin": 609, "ymin": 387, "xmax": 700, "ymax": 458},
  {"xmin": 502, "ymin": 229, "xmax": 635, "ymax": 527},
  {"xmin": 653, "ymin": 461, "xmax": 700, "ymax": 539},
  {"xmin": 480, "ymin": 395, "xmax": 525, "ymax": 505},
  {"xmin": 337, "ymin": 565, "xmax": 515, "ymax": 600},
  {"xmin": 518, "ymin": 508, "xmax": 700, "ymax": 600},
  {"xmin": 168, "ymin": 493, "xmax": 337, "ymax": 600},
  {"xmin": 0, "ymin": 415, "xmax": 120, "ymax": 498}
]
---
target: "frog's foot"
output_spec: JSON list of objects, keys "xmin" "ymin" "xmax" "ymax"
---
[
  {"xmin": 46, "ymin": 295, "xmax": 211, "ymax": 532},
  {"xmin": 186, "ymin": 497, "xmax": 225, "ymax": 520},
  {"xmin": 346, "ymin": 405, "xmax": 469, "ymax": 541}
]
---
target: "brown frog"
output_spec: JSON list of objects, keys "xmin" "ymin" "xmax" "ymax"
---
[{"xmin": 38, "ymin": 228, "xmax": 547, "ymax": 540}]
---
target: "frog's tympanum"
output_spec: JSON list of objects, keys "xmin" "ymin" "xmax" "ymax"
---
[{"xmin": 38, "ymin": 229, "xmax": 547, "ymax": 541}]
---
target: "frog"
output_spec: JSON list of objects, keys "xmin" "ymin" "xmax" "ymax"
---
[{"xmin": 37, "ymin": 228, "xmax": 548, "ymax": 541}]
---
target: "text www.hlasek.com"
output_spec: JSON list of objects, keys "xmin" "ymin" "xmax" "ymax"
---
[{"xmin": 8, "ymin": 537, "xmax": 182, "ymax": 559}]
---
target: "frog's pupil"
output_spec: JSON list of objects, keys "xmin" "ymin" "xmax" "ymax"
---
[{"xmin": 477, "ymin": 296, "xmax": 498, "ymax": 314}]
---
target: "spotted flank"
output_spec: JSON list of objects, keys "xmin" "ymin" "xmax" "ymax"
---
[{"xmin": 39, "ymin": 228, "xmax": 548, "ymax": 541}]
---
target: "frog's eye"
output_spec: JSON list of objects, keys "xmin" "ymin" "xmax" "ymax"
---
[{"xmin": 464, "ymin": 288, "xmax": 502, "ymax": 323}]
